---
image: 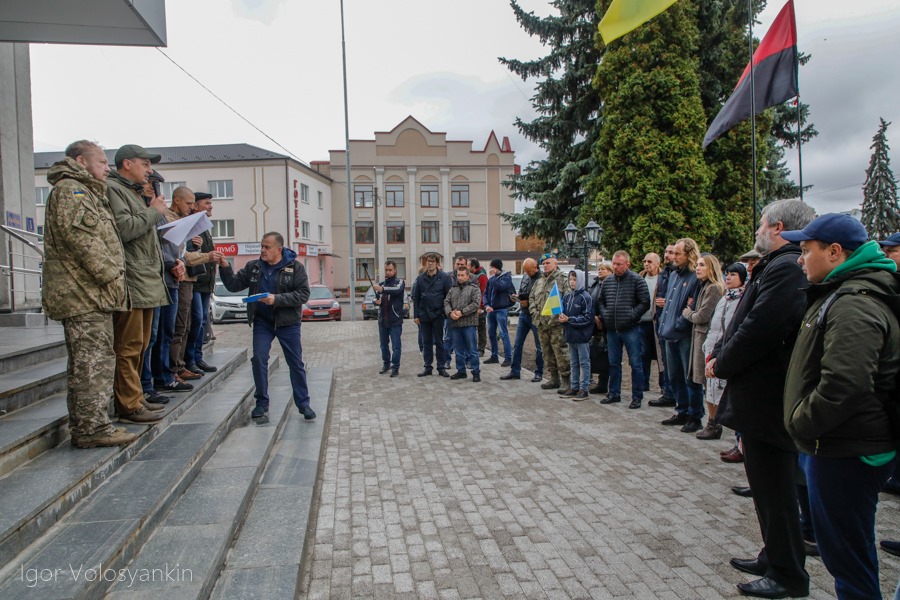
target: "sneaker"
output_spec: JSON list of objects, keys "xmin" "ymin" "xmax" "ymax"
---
[
  {"xmin": 559, "ymin": 388, "xmax": 578, "ymax": 398},
  {"xmin": 472, "ymin": 373, "xmax": 481, "ymax": 382},
  {"xmin": 661, "ymin": 413, "xmax": 689, "ymax": 426},
  {"xmin": 141, "ymin": 398, "xmax": 166, "ymax": 412},
  {"xmin": 161, "ymin": 380, "xmax": 193, "ymax": 392},
  {"xmin": 143, "ymin": 390, "xmax": 170, "ymax": 405},
  {"xmin": 484, "ymin": 356, "xmax": 500, "ymax": 364},
  {"xmin": 500, "ymin": 360, "xmax": 511, "ymax": 367},
  {"xmin": 72, "ymin": 428, "xmax": 137, "ymax": 448},
  {"xmin": 680, "ymin": 419, "xmax": 703, "ymax": 433},
  {"xmin": 196, "ymin": 360, "xmax": 218, "ymax": 372},
  {"xmin": 573, "ymin": 390, "xmax": 589, "ymax": 402},
  {"xmin": 177, "ymin": 369, "xmax": 202, "ymax": 381},
  {"xmin": 302, "ymin": 406, "xmax": 316, "ymax": 421},
  {"xmin": 450, "ymin": 371, "xmax": 467, "ymax": 380},
  {"xmin": 118, "ymin": 408, "xmax": 164, "ymax": 424},
  {"xmin": 251, "ymin": 405, "xmax": 268, "ymax": 419}
]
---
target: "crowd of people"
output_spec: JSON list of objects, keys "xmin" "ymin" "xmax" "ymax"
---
[
  {"xmin": 378, "ymin": 199, "xmax": 900, "ymax": 600},
  {"xmin": 41, "ymin": 140, "xmax": 316, "ymax": 451}
]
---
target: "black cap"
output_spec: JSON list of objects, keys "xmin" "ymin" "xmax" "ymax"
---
[
  {"xmin": 194, "ymin": 192, "xmax": 213, "ymax": 201},
  {"xmin": 115, "ymin": 144, "xmax": 161, "ymax": 165},
  {"xmin": 490, "ymin": 258, "xmax": 503, "ymax": 271}
]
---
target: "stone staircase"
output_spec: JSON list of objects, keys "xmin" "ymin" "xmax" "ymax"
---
[{"xmin": 0, "ymin": 324, "xmax": 333, "ymax": 599}]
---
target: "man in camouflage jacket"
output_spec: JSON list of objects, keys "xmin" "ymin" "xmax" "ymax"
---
[
  {"xmin": 529, "ymin": 254, "xmax": 571, "ymax": 392},
  {"xmin": 41, "ymin": 141, "xmax": 135, "ymax": 448}
]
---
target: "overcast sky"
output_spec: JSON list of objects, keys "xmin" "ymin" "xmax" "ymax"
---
[{"xmin": 29, "ymin": 0, "xmax": 900, "ymax": 215}]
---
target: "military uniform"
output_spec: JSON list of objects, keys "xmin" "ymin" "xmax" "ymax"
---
[
  {"xmin": 529, "ymin": 266, "xmax": 571, "ymax": 389},
  {"xmin": 42, "ymin": 158, "xmax": 129, "ymax": 446}
]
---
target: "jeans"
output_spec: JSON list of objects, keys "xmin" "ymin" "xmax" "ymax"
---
[
  {"xmin": 450, "ymin": 326, "xmax": 479, "ymax": 374},
  {"xmin": 568, "ymin": 342, "xmax": 590, "ymax": 391},
  {"xmin": 442, "ymin": 318, "xmax": 453, "ymax": 369},
  {"xmin": 251, "ymin": 319, "xmax": 310, "ymax": 410},
  {"xmin": 664, "ymin": 337, "xmax": 703, "ymax": 418},
  {"xmin": 607, "ymin": 326, "xmax": 644, "ymax": 401},
  {"xmin": 184, "ymin": 290, "xmax": 206, "ymax": 367},
  {"xmin": 486, "ymin": 308, "xmax": 511, "ymax": 360},
  {"xmin": 141, "ymin": 306, "xmax": 161, "ymax": 392},
  {"xmin": 510, "ymin": 310, "xmax": 543, "ymax": 377},
  {"xmin": 800, "ymin": 453, "xmax": 895, "ymax": 600},
  {"xmin": 419, "ymin": 318, "xmax": 446, "ymax": 370},
  {"xmin": 191, "ymin": 291, "xmax": 212, "ymax": 363},
  {"xmin": 152, "ymin": 287, "xmax": 179, "ymax": 386},
  {"xmin": 379, "ymin": 322, "xmax": 402, "ymax": 370},
  {"xmin": 639, "ymin": 321, "xmax": 657, "ymax": 390}
]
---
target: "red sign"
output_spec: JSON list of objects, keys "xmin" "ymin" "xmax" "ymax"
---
[{"xmin": 215, "ymin": 243, "xmax": 238, "ymax": 256}]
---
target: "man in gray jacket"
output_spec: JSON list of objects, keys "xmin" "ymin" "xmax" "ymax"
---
[{"xmin": 444, "ymin": 267, "xmax": 482, "ymax": 382}]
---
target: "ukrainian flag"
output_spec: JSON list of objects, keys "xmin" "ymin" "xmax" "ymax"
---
[
  {"xmin": 541, "ymin": 282, "xmax": 563, "ymax": 316},
  {"xmin": 599, "ymin": 0, "xmax": 679, "ymax": 45}
]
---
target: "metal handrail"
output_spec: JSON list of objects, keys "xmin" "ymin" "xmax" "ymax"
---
[
  {"xmin": 0, "ymin": 225, "xmax": 43, "ymax": 258},
  {"xmin": 0, "ymin": 224, "xmax": 44, "ymax": 312}
]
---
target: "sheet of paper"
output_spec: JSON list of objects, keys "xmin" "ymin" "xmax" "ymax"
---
[{"xmin": 158, "ymin": 211, "xmax": 213, "ymax": 246}]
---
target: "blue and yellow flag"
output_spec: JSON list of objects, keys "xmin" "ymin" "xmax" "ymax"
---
[
  {"xmin": 599, "ymin": 0, "xmax": 679, "ymax": 45},
  {"xmin": 541, "ymin": 282, "xmax": 563, "ymax": 316}
]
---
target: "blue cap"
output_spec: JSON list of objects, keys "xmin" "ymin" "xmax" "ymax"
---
[
  {"xmin": 539, "ymin": 252, "xmax": 556, "ymax": 263},
  {"xmin": 781, "ymin": 213, "xmax": 869, "ymax": 251},
  {"xmin": 879, "ymin": 232, "xmax": 900, "ymax": 247}
]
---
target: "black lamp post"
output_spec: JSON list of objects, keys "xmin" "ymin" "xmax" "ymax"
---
[{"xmin": 563, "ymin": 220, "xmax": 603, "ymax": 273}]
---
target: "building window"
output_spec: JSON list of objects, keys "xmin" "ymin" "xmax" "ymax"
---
[
  {"xmin": 161, "ymin": 181, "xmax": 186, "ymax": 198},
  {"xmin": 211, "ymin": 219, "xmax": 234, "ymax": 238},
  {"xmin": 354, "ymin": 184, "xmax": 373, "ymax": 208},
  {"xmin": 420, "ymin": 184, "xmax": 439, "ymax": 208},
  {"xmin": 35, "ymin": 187, "xmax": 50, "ymax": 206},
  {"xmin": 37, "ymin": 225, "xmax": 44, "ymax": 237},
  {"xmin": 301, "ymin": 220, "xmax": 311, "ymax": 239},
  {"xmin": 355, "ymin": 221, "xmax": 374, "ymax": 244},
  {"xmin": 386, "ymin": 221, "xmax": 405, "ymax": 243},
  {"xmin": 390, "ymin": 258, "xmax": 407, "ymax": 279},
  {"xmin": 451, "ymin": 184, "xmax": 470, "ymax": 208},
  {"xmin": 452, "ymin": 220, "xmax": 470, "ymax": 243},
  {"xmin": 317, "ymin": 190, "xmax": 323, "ymax": 209},
  {"xmin": 356, "ymin": 259, "xmax": 375, "ymax": 282},
  {"xmin": 208, "ymin": 180, "xmax": 233, "ymax": 200},
  {"xmin": 301, "ymin": 183, "xmax": 310, "ymax": 204},
  {"xmin": 421, "ymin": 221, "xmax": 440, "ymax": 244},
  {"xmin": 385, "ymin": 184, "xmax": 404, "ymax": 207},
  {"xmin": 318, "ymin": 225, "xmax": 325, "ymax": 242}
]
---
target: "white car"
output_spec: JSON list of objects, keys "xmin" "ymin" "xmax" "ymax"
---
[{"xmin": 211, "ymin": 283, "xmax": 248, "ymax": 323}]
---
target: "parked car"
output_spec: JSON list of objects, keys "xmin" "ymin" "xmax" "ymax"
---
[
  {"xmin": 301, "ymin": 285, "xmax": 342, "ymax": 321},
  {"xmin": 362, "ymin": 287, "xmax": 410, "ymax": 320},
  {"xmin": 212, "ymin": 283, "xmax": 248, "ymax": 324},
  {"xmin": 508, "ymin": 274, "xmax": 524, "ymax": 317}
]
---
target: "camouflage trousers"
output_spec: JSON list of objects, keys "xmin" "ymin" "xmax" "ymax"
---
[
  {"xmin": 537, "ymin": 325, "xmax": 569, "ymax": 382},
  {"xmin": 62, "ymin": 312, "xmax": 117, "ymax": 442}
]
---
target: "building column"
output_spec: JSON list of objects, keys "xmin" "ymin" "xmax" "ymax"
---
[
  {"xmin": 407, "ymin": 167, "xmax": 417, "ymax": 275},
  {"xmin": 375, "ymin": 167, "xmax": 385, "ymax": 272},
  {"xmin": 440, "ymin": 167, "xmax": 450, "ymax": 263}
]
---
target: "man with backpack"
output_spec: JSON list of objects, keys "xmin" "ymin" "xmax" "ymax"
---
[{"xmin": 781, "ymin": 214, "xmax": 899, "ymax": 600}]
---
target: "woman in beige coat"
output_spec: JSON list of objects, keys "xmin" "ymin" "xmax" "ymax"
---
[{"xmin": 681, "ymin": 254, "xmax": 725, "ymax": 436}]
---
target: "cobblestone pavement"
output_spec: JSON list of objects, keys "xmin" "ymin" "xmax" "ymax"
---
[{"xmin": 215, "ymin": 321, "xmax": 900, "ymax": 599}]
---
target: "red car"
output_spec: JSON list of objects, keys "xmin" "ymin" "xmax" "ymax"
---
[{"xmin": 301, "ymin": 285, "xmax": 342, "ymax": 321}]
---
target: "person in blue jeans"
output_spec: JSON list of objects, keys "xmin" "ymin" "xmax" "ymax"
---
[
  {"xmin": 501, "ymin": 258, "xmax": 544, "ymax": 382},
  {"xmin": 442, "ymin": 256, "xmax": 469, "ymax": 369},
  {"xmin": 218, "ymin": 232, "xmax": 315, "ymax": 422},
  {"xmin": 483, "ymin": 258, "xmax": 515, "ymax": 365},
  {"xmin": 444, "ymin": 266, "xmax": 482, "ymax": 382},
  {"xmin": 558, "ymin": 269, "xmax": 593, "ymax": 401},
  {"xmin": 374, "ymin": 260, "xmax": 406, "ymax": 377}
]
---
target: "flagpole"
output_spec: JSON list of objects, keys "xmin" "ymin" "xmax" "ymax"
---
[
  {"xmin": 748, "ymin": 0, "xmax": 758, "ymax": 233},
  {"xmin": 796, "ymin": 96, "xmax": 804, "ymax": 201}
]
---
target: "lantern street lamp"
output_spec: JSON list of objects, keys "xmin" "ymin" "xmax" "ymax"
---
[{"xmin": 563, "ymin": 220, "xmax": 603, "ymax": 273}]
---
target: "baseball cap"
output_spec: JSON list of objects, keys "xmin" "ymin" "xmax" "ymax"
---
[
  {"xmin": 539, "ymin": 252, "xmax": 556, "ymax": 264},
  {"xmin": 114, "ymin": 144, "xmax": 161, "ymax": 165},
  {"xmin": 193, "ymin": 192, "xmax": 213, "ymax": 201},
  {"xmin": 878, "ymin": 232, "xmax": 900, "ymax": 247},
  {"xmin": 781, "ymin": 213, "xmax": 869, "ymax": 251}
]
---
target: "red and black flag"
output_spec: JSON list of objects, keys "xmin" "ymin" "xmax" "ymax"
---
[{"xmin": 703, "ymin": 0, "xmax": 798, "ymax": 148}]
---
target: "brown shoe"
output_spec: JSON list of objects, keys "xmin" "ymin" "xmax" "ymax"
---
[
  {"xmin": 721, "ymin": 447, "xmax": 745, "ymax": 463},
  {"xmin": 695, "ymin": 422, "xmax": 723, "ymax": 440},
  {"xmin": 118, "ymin": 408, "xmax": 164, "ymax": 424},
  {"xmin": 142, "ymin": 398, "xmax": 166, "ymax": 412},
  {"xmin": 177, "ymin": 369, "xmax": 202, "ymax": 381},
  {"xmin": 72, "ymin": 428, "xmax": 137, "ymax": 448}
]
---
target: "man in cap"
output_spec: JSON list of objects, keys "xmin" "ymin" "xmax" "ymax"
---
[
  {"xmin": 781, "ymin": 214, "xmax": 899, "ymax": 600},
  {"xmin": 740, "ymin": 249, "xmax": 762, "ymax": 277},
  {"xmin": 529, "ymin": 253, "xmax": 571, "ymax": 392},
  {"xmin": 106, "ymin": 144, "xmax": 170, "ymax": 425},
  {"xmin": 42, "ymin": 141, "xmax": 136, "ymax": 448},
  {"xmin": 483, "ymin": 258, "xmax": 515, "ymax": 366},
  {"xmin": 185, "ymin": 192, "xmax": 220, "ymax": 373}
]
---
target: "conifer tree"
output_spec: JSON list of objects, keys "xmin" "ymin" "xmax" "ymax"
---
[{"xmin": 861, "ymin": 118, "xmax": 900, "ymax": 239}]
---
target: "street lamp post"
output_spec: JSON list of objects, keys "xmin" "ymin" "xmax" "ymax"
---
[{"xmin": 563, "ymin": 221, "xmax": 603, "ymax": 274}]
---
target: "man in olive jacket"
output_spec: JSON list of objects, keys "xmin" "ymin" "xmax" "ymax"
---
[
  {"xmin": 782, "ymin": 214, "xmax": 900, "ymax": 600},
  {"xmin": 42, "ymin": 141, "xmax": 135, "ymax": 448},
  {"xmin": 106, "ymin": 144, "xmax": 169, "ymax": 424},
  {"xmin": 529, "ymin": 254, "xmax": 571, "ymax": 392}
]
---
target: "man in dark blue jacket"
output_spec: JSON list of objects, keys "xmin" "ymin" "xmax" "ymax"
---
[
  {"xmin": 411, "ymin": 253, "xmax": 453, "ymax": 377},
  {"xmin": 219, "ymin": 232, "xmax": 314, "ymax": 422},
  {"xmin": 483, "ymin": 258, "xmax": 515, "ymax": 366},
  {"xmin": 374, "ymin": 260, "xmax": 406, "ymax": 377},
  {"xmin": 649, "ymin": 244, "xmax": 677, "ymax": 406}
]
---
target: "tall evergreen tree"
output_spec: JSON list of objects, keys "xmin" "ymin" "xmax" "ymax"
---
[
  {"xmin": 498, "ymin": 0, "xmax": 603, "ymax": 247},
  {"xmin": 588, "ymin": 0, "xmax": 716, "ymax": 258},
  {"xmin": 860, "ymin": 118, "xmax": 900, "ymax": 239}
]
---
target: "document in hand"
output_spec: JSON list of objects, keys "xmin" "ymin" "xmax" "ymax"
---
[
  {"xmin": 242, "ymin": 293, "xmax": 269, "ymax": 303},
  {"xmin": 157, "ymin": 211, "xmax": 213, "ymax": 246}
]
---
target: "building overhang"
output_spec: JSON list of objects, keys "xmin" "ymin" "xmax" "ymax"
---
[{"xmin": 0, "ymin": 0, "xmax": 166, "ymax": 46}]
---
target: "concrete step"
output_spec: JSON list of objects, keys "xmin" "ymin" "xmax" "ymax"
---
[
  {"xmin": 0, "ymin": 356, "xmax": 67, "ymax": 416},
  {"xmin": 0, "ymin": 348, "xmax": 248, "ymax": 572},
  {"xmin": 210, "ymin": 367, "xmax": 334, "ymax": 600},
  {"xmin": 0, "ymin": 324, "xmax": 66, "ymax": 375},
  {"xmin": 0, "ymin": 351, "xmax": 273, "ymax": 600}
]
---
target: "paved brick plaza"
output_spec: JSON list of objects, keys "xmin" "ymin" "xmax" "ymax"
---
[{"xmin": 215, "ymin": 320, "xmax": 900, "ymax": 599}]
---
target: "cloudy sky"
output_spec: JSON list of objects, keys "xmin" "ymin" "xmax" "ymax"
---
[{"xmin": 29, "ymin": 0, "xmax": 900, "ymax": 214}]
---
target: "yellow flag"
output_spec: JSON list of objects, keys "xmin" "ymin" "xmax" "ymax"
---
[
  {"xmin": 599, "ymin": 0, "xmax": 679, "ymax": 45},
  {"xmin": 541, "ymin": 282, "xmax": 562, "ymax": 316}
]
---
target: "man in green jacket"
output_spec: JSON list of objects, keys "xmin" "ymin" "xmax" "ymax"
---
[
  {"xmin": 106, "ymin": 144, "xmax": 169, "ymax": 424},
  {"xmin": 782, "ymin": 214, "xmax": 900, "ymax": 600},
  {"xmin": 529, "ymin": 253, "xmax": 570, "ymax": 392},
  {"xmin": 42, "ymin": 141, "xmax": 135, "ymax": 448}
]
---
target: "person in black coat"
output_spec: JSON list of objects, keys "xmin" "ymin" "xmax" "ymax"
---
[
  {"xmin": 707, "ymin": 199, "xmax": 816, "ymax": 599},
  {"xmin": 411, "ymin": 253, "xmax": 453, "ymax": 378}
]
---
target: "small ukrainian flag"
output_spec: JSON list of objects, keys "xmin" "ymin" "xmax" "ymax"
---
[{"xmin": 541, "ymin": 282, "xmax": 563, "ymax": 316}]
